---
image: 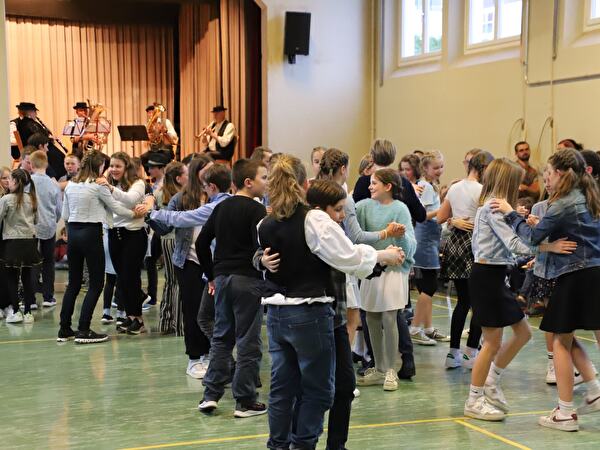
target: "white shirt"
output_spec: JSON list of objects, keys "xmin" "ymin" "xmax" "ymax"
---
[
  {"xmin": 186, "ymin": 226, "xmax": 203, "ymax": 264},
  {"xmin": 260, "ymin": 209, "xmax": 378, "ymax": 306},
  {"xmin": 10, "ymin": 120, "xmax": 18, "ymax": 145},
  {"xmin": 158, "ymin": 118, "xmax": 178, "ymax": 143},
  {"xmin": 111, "ymin": 179, "xmax": 147, "ymax": 230},
  {"xmin": 203, "ymin": 120, "xmax": 236, "ymax": 152},
  {"xmin": 62, "ymin": 181, "xmax": 134, "ymax": 227},
  {"xmin": 446, "ymin": 179, "xmax": 482, "ymax": 220}
]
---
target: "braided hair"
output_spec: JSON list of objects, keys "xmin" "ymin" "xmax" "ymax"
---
[{"xmin": 317, "ymin": 148, "xmax": 349, "ymax": 180}]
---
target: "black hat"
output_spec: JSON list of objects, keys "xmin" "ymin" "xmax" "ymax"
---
[
  {"xmin": 147, "ymin": 152, "xmax": 170, "ymax": 167},
  {"xmin": 146, "ymin": 105, "xmax": 156, "ymax": 112},
  {"xmin": 16, "ymin": 102, "xmax": 38, "ymax": 111},
  {"xmin": 211, "ymin": 105, "xmax": 227, "ymax": 113},
  {"xmin": 73, "ymin": 102, "xmax": 88, "ymax": 110}
]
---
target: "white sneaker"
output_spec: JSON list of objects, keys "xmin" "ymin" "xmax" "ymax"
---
[
  {"xmin": 42, "ymin": 299, "xmax": 57, "ymax": 307},
  {"xmin": 546, "ymin": 360, "xmax": 557, "ymax": 385},
  {"xmin": 30, "ymin": 303, "xmax": 38, "ymax": 310},
  {"xmin": 198, "ymin": 400, "xmax": 218, "ymax": 413},
  {"xmin": 186, "ymin": 361, "xmax": 207, "ymax": 379},
  {"xmin": 356, "ymin": 368, "xmax": 385, "ymax": 386},
  {"xmin": 353, "ymin": 388, "xmax": 361, "ymax": 398},
  {"xmin": 6, "ymin": 311, "xmax": 24, "ymax": 324},
  {"xmin": 577, "ymin": 394, "xmax": 600, "ymax": 415},
  {"xmin": 484, "ymin": 384, "xmax": 509, "ymax": 413},
  {"xmin": 538, "ymin": 407, "xmax": 579, "ymax": 432},
  {"xmin": 0, "ymin": 309, "xmax": 4, "ymax": 319},
  {"xmin": 445, "ymin": 352, "xmax": 462, "ymax": 369},
  {"xmin": 23, "ymin": 313, "xmax": 35, "ymax": 324},
  {"xmin": 383, "ymin": 369, "xmax": 399, "ymax": 391},
  {"xmin": 464, "ymin": 396, "xmax": 506, "ymax": 421},
  {"xmin": 410, "ymin": 329, "xmax": 436, "ymax": 346},
  {"xmin": 462, "ymin": 351, "xmax": 477, "ymax": 370}
]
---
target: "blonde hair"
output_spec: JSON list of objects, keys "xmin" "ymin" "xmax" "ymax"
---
[
  {"xmin": 479, "ymin": 158, "xmax": 524, "ymax": 207},
  {"xmin": 30, "ymin": 150, "xmax": 49, "ymax": 170},
  {"xmin": 267, "ymin": 154, "xmax": 306, "ymax": 220},
  {"xmin": 420, "ymin": 150, "xmax": 444, "ymax": 192},
  {"xmin": 108, "ymin": 152, "xmax": 139, "ymax": 192}
]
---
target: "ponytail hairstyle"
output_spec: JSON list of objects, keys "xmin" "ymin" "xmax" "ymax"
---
[
  {"xmin": 161, "ymin": 161, "xmax": 186, "ymax": 206},
  {"xmin": 11, "ymin": 168, "xmax": 37, "ymax": 215},
  {"xmin": 182, "ymin": 154, "xmax": 213, "ymax": 210},
  {"xmin": 75, "ymin": 149, "xmax": 106, "ymax": 183},
  {"xmin": 399, "ymin": 154, "xmax": 421, "ymax": 181},
  {"xmin": 419, "ymin": 150, "xmax": 444, "ymax": 192},
  {"xmin": 108, "ymin": 152, "xmax": 139, "ymax": 192},
  {"xmin": 317, "ymin": 148, "xmax": 349, "ymax": 180},
  {"xmin": 306, "ymin": 179, "xmax": 347, "ymax": 210},
  {"xmin": 370, "ymin": 139, "xmax": 397, "ymax": 167},
  {"xmin": 478, "ymin": 158, "xmax": 524, "ymax": 207},
  {"xmin": 358, "ymin": 153, "xmax": 374, "ymax": 176},
  {"xmin": 267, "ymin": 154, "xmax": 306, "ymax": 220},
  {"xmin": 548, "ymin": 148, "xmax": 600, "ymax": 218},
  {"xmin": 467, "ymin": 151, "xmax": 495, "ymax": 182},
  {"xmin": 373, "ymin": 168, "xmax": 403, "ymax": 201}
]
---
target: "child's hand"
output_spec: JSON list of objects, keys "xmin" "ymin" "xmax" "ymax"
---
[
  {"xmin": 385, "ymin": 222, "xmax": 405, "ymax": 238},
  {"xmin": 490, "ymin": 198, "xmax": 513, "ymax": 214},
  {"xmin": 208, "ymin": 281, "xmax": 216, "ymax": 295},
  {"xmin": 545, "ymin": 237, "xmax": 577, "ymax": 255},
  {"xmin": 133, "ymin": 204, "xmax": 149, "ymax": 218},
  {"xmin": 261, "ymin": 247, "xmax": 280, "ymax": 273},
  {"xmin": 378, "ymin": 245, "xmax": 405, "ymax": 266},
  {"xmin": 412, "ymin": 183, "xmax": 424, "ymax": 196},
  {"xmin": 450, "ymin": 217, "xmax": 474, "ymax": 232},
  {"xmin": 526, "ymin": 214, "xmax": 540, "ymax": 227}
]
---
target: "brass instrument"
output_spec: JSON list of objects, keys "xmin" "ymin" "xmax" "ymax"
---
[
  {"xmin": 82, "ymin": 100, "xmax": 110, "ymax": 151},
  {"xmin": 146, "ymin": 103, "xmax": 167, "ymax": 146},
  {"xmin": 194, "ymin": 122, "xmax": 214, "ymax": 141}
]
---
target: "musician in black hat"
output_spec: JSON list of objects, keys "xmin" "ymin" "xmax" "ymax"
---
[
  {"xmin": 16, "ymin": 103, "xmax": 66, "ymax": 179},
  {"xmin": 68, "ymin": 101, "xmax": 98, "ymax": 158},
  {"xmin": 199, "ymin": 105, "xmax": 237, "ymax": 162},
  {"xmin": 9, "ymin": 102, "xmax": 31, "ymax": 161}
]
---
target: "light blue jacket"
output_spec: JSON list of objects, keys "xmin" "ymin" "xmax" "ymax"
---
[
  {"xmin": 505, "ymin": 189, "xmax": 600, "ymax": 278},
  {"xmin": 472, "ymin": 201, "xmax": 533, "ymax": 265},
  {"xmin": 31, "ymin": 173, "xmax": 62, "ymax": 240},
  {"xmin": 148, "ymin": 192, "xmax": 231, "ymax": 269}
]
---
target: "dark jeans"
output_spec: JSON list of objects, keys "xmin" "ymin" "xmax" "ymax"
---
[
  {"xmin": 60, "ymin": 223, "xmax": 105, "ymax": 331},
  {"xmin": 103, "ymin": 273, "xmax": 119, "ymax": 310},
  {"xmin": 450, "ymin": 278, "xmax": 482, "ymax": 350},
  {"xmin": 144, "ymin": 232, "xmax": 162, "ymax": 303},
  {"xmin": 197, "ymin": 283, "xmax": 215, "ymax": 342},
  {"xmin": 326, "ymin": 325, "xmax": 355, "ymax": 450},
  {"xmin": 267, "ymin": 303, "xmax": 335, "ymax": 450},
  {"xmin": 202, "ymin": 274, "xmax": 263, "ymax": 403},
  {"xmin": 7, "ymin": 267, "xmax": 35, "ymax": 314},
  {"xmin": 108, "ymin": 228, "xmax": 147, "ymax": 317},
  {"xmin": 0, "ymin": 264, "xmax": 9, "ymax": 309},
  {"xmin": 32, "ymin": 238, "xmax": 55, "ymax": 301},
  {"xmin": 174, "ymin": 261, "xmax": 210, "ymax": 359}
]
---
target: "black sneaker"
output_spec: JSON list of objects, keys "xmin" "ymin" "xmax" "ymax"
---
[
  {"xmin": 117, "ymin": 317, "xmax": 132, "ymax": 332},
  {"xmin": 74, "ymin": 329, "xmax": 109, "ymax": 344},
  {"xmin": 397, "ymin": 354, "xmax": 416, "ymax": 380},
  {"xmin": 357, "ymin": 359, "xmax": 374, "ymax": 377},
  {"xmin": 234, "ymin": 401, "xmax": 267, "ymax": 418},
  {"xmin": 126, "ymin": 318, "xmax": 146, "ymax": 335},
  {"xmin": 57, "ymin": 327, "xmax": 75, "ymax": 342},
  {"xmin": 101, "ymin": 314, "xmax": 114, "ymax": 324}
]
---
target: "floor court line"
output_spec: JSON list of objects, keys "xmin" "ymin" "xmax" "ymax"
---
[
  {"xmin": 454, "ymin": 419, "xmax": 532, "ymax": 450},
  {"xmin": 120, "ymin": 410, "xmax": 549, "ymax": 450}
]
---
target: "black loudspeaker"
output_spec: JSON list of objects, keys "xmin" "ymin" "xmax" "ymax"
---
[{"xmin": 284, "ymin": 11, "xmax": 311, "ymax": 64}]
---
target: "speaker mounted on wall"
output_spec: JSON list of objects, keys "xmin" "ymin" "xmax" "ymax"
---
[{"xmin": 284, "ymin": 11, "xmax": 311, "ymax": 64}]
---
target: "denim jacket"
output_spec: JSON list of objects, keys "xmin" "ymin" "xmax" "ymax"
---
[
  {"xmin": 472, "ymin": 201, "xmax": 533, "ymax": 265},
  {"xmin": 147, "ymin": 192, "xmax": 230, "ymax": 269},
  {"xmin": 505, "ymin": 189, "xmax": 600, "ymax": 278},
  {"xmin": 531, "ymin": 200, "xmax": 549, "ymax": 279}
]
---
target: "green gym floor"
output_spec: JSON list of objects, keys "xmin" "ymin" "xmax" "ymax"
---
[{"xmin": 2, "ymin": 273, "xmax": 600, "ymax": 450}]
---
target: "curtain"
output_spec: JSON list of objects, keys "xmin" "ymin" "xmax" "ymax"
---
[
  {"xmin": 6, "ymin": 17, "xmax": 175, "ymax": 156},
  {"xmin": 178, "ymin": 2, "xmax": 221, "ymax": 158}
]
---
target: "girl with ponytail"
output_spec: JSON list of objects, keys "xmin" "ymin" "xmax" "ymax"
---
[
  {"xmin": 258, "ymin": 155, "xmax": 404, "ymax": 449},
  {"xmin": 493, "ymin": 148, "xmax": 600, "ymax": 431}
]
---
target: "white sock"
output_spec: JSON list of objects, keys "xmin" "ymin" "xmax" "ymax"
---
[
  {"xmin": 485, "ymin": 362, "xmax": 504, "ymax": 386},
  {"xmin": 424, "ymin": 327, "xmax": 435, "ymax": 334},
  {"xmin": 117, "ymin": 310, "xmax": 126, "ymax": 318},
  {"xmin": 585, "ymin": 379, "xmax": 600, "ymax": 398},
  {"xmin": 468, "ymin": 385, "xmax": 484, "ymax": 403},
  {"xmin": 557, "ymin": 399, "xmax": 575, "ymax": 419},
  {"xmin": 188, "ymin": 359, "xmax": 200, "ymax": 368},
  {"xmin": 103, "ymin": 308, "xmax": 111, "ymax": 316},
  {"xmin": 450, "ymin": 348, "xmax": 460, "ymax": 358},
  {"xmin": 410, "ymin": 326, "xmax": 422, "ymax": 335},
  {"xmin": 466, "ymin": 346, "xmax": 478, "ymax": 357}
]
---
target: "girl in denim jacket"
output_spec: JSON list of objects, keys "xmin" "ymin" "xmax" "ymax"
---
[{"xmin": 493, "ymin": 148, "xmax": 600, "ymax": 432}]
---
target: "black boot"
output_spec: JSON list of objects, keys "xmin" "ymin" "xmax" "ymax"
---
[{"xmin": 397, "ymin": 353, "xmax": 415, "ymax": 380}]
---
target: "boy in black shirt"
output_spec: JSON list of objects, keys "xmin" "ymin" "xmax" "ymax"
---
[{"xmin": 196, "ymin": 159, "xmax": 268, "ymax": 418}]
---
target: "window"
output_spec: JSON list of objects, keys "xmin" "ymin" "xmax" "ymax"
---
[
  {"xmin": 467, "ymin": 0, "xmax": 522, "ymax": 48},
  {"xmin": 586, "ymin": 0, "xmax": 600, "ymax": 29},
  {"xmin": 592, "ymin": 0, "xmax": 600, "ymax": 20},
  {"xmin": 400, "ymin": 0, "xmax": 443, "ymax": 60}
]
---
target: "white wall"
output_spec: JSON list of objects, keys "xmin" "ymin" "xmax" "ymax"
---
[
  {"xmin": 376, "ymin": 0, "xmax": 600, "ymax": 184},
  {"xmin": 262, "ymin": 0, "xmax": 372, "ymax": 183}
]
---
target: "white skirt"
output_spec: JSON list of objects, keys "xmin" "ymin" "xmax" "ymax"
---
[
  {"xmin": 346, "ymin": 275, "xmax": 361, "ymax": 309},
  {"xmin": 360, "ymin": 270, "xmax": 409, "ymax": 313}
]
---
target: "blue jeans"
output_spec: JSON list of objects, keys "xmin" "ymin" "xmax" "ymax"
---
[
  {"xmin": 266, "ymin": 303, "xmax": 335, "ymax": 450},
  {"xmin": 202, "ymin": 274, "xmax": 263, "ymax": 404}
]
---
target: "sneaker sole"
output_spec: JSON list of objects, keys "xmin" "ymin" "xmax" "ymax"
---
[
  {"xmin": 356, "ymin": 379, "xmax": 384, "ymax": 386},
  {"xmin": 538, "ymin": 417, "xmax": 579, "ymax": 431},
  {"xmin": 233, "ymin": 409, "xmax": 268, "ymax": 418},
  {"xmin": 57, "ymin": 336, "xmax": 74, "ymax": 342},
  {"xmin": 101, "ymin": 319, "xmax": 114, "ymax": 324},
  {"xmin": 383, "ymin": 383, "xmax": 399, "ymax": 391},
  {"xmin": 127, "ymin": 328, "xmax": 146, "ymax": 335},
  {"xmin": 412, "ymin": 338, "xmax": 436, "ymax": 346},
  {"xmin": 74, "ymin": 337, "xmax": 109, "ymax": 344},
  {"xmin": 464, "ymin": 409, "xmax": 506, "ymax": 421},
  {"xmin": 198, "ymin": 402, "xmax": 218, "ymax": 414}
]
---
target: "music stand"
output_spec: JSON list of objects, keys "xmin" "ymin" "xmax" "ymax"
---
[
  {"xmin": 62, "ymin": 119, "xmax": 86, "ymax": 137},
  {"xmin": 118, "ymin": 125, "xmax": 149, "ymax": 152}
]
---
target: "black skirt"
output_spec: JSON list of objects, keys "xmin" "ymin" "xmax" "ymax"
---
[
  {"xmin": 440, "ymin": 228, "xmax": 474, "ymax": 280},
  {"xmin": 469, "ymin": 263, "xmax": 524, "ymax": 328},
  {"xmin": 540, "ymin": 267, "xmax": 600, "ymax": 333},
  {"xmin": 1, "ymin": 238, "xmax": 42, "ymax": 268}
]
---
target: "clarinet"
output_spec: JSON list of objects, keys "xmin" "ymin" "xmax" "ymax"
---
[{"xmin": 35, "ymin": 117, "xmax": 69, "ymax": 154}]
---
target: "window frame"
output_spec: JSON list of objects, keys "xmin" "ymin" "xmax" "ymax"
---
[
  {"xmin": 584, "ymin": 0, "xmax": 600, "ymax": 32},
  {"xmin": 464, "ymin": 0, "xmax": 522, "ymax": 54},
  {"xmin": 398, "ymin": 0, "xmax": 443, "ymax": 67}
]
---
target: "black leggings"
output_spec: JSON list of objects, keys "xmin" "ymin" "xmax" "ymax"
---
[
  {"xmin": 6, "ymin": 267, "xmax": 35, "ymax": 314},
  {"xmin": 449, "ymin": 278, "xmax": 482, "ymax": 350},
  {"xmin": 415, "ymin": 268, "xmax": 438, "ymax": 297}
]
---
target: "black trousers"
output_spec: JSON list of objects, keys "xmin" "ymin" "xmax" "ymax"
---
[
  {"xmin": 7, "ymin": 267, "xmax": 35, "ymax": 314},
  {"xmin": 103, "ymin": 273, "xmax": 121, "ymax": 310},
  {"xmin": 450, "ymin": 278, "xmax": 482, "ymax": 350},
  {"xmin": 0, "ymin": 263, "xmax": 9, "ymax": 309},
  {"xmin": 32, "ymin": 238, "xmax": 56, "ymax": 301},
  {"xmin": 60, "ymin": 223, "xmax": 105, "ymax": 331},
  {"xmin": 144, "ymin": 232, "xmax": 162, "ymax": 303},
  {"xmin": 175, "ymin": 260, "xmax": 211, "ymax": 359},
  {"xmin": 326, "ymin": 325, "xmax": 355, "ymax": 450},
  {"xmin": 108, "ymin": 228, "xmax": 147, "ymax": 317},
  {"xmin": 197, "ymin": 283, "xmax": 215, "ymax": 342}
]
